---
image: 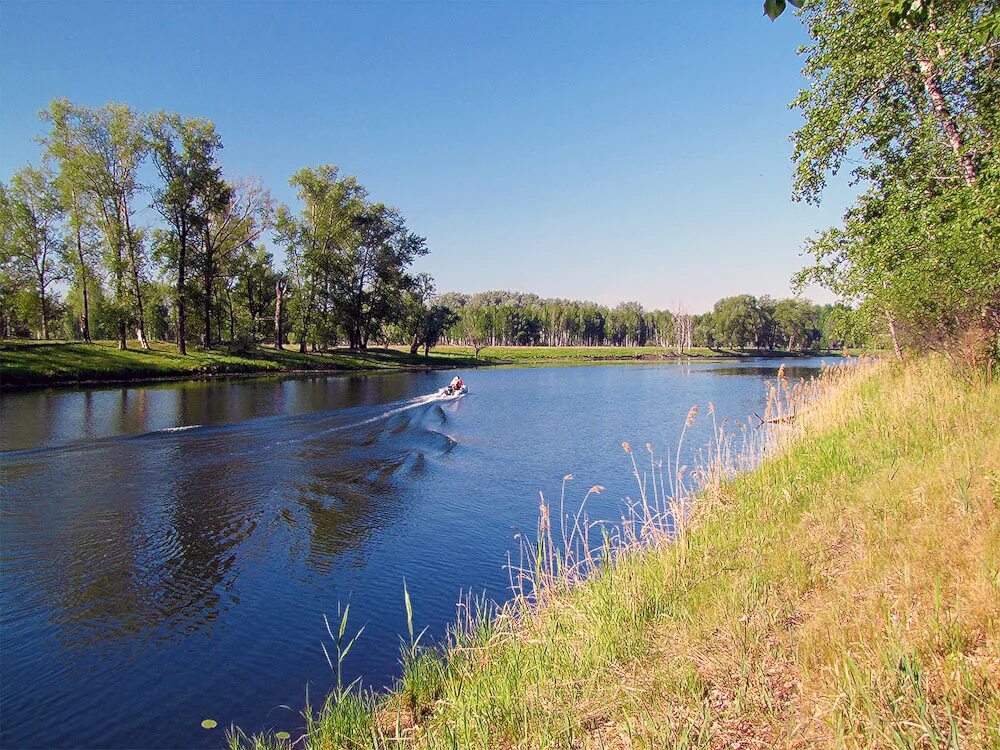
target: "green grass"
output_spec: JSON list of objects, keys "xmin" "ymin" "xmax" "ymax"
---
[
  {"xmin": 233, "ymin": 357, "xmax": 999, "ymax": 749},
  {"xmin": 0, "ymin": 340, "xmax": 864, "ymax": 389},
  {"xmin": 0, "ymin": 340, "xmax": 483, "ymax": 388},
  {"xmin": 430, "ymin": 344, "xmax": 848, "ymax": 365}
]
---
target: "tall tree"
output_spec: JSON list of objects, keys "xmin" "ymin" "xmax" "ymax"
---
[
  {"xmin": 344, "ymin": 204, "xmax": 428, "ymax": 350},
  {"xmin": 275, "ymin": 166, "xmax": 366, "ymax": 352},
  {"xmin": 148, "ymin": 113, "xmax": 226, "ymax": 354},
  {"xmin": 41, "ymin": 100, "xmax": 151, "ymax": 349}
]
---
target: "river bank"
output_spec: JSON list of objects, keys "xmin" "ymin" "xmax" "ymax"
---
[
  {"xmin": 0, "ymin": 340, "xmax": 485, "ymax": 390},
  {"xmin": 0, "ymin": 340, "xmax": 853, "ymax": 390},
  {"xmin": 235, "ymin": 357, "xmax": 999, "ymax": 749}
]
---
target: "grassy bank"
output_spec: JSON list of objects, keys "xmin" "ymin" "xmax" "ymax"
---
[
  {"xmin": 235, "ymin": 357, "xmax": 998, "ymax": 749},
  {"xmin": 430, "ymin": 344, "xmax": 853, "ymax": 365},
  {"xmin": 0, "ymin": 340, "xmax": 855, "ymax": 389},
  {"xmin": 0, "ymin": 340, "xmax": 483, "ymax": 389}
]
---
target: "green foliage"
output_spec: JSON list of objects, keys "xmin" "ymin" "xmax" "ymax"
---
[
  {"xmin": 148, "ymin": 111, "xmax": 227, "ymax": 353},
  {"xmin": 0, "ymin": 165, "xmax": 66, "ymax": 339},
  {"xmin": 764, "ymin": 0, "xmax": 803, "ymax": 22},
  {"xmin": 440, "ymin": 290, "xmax": 862, "ymax": 352},
  {"xmin": 276, "ymin": 166, "xmax": 427, "ymax": 352},
  {"xmin": 40, "ymin": 99, "xmax": 151, "ymax": 346},
  {"xmin": 791, "ymin": 0, "xmax": 1000, "ymax": 367}
]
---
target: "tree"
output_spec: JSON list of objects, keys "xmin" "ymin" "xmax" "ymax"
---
[
  {"xmin": 421, "ymin": 305, "xmax": 459, "ymax": 357},
  {"xmin": 195, "ymin": 177, "xmax": 272, "ymax": 347},
  {"xmin": 0, "ymin": 166, "xmax": 66, "ymax": 339},
  {"xmin": 341, "ymin": 203, "xmax": 428, "ymax": 350},
  {"xmin": 791, "ymin": 0, "xmax": 999, "ymax": 365},
  {"xmin": 149, "ymin": 112, "xmax": 226, "ymax": 354},
  {"xmin": 402, "ymin": 273, "xmax": 437, "ymax": 354},
  {"xmin": 774, "ymin": 298, "xmax": 820, "ymax": 350},
  {"xmin": 41, "ymin": 100, "xmax": 151, "ymax": 349},
  {"xmin": 713, "ymin": 295, "xmax": 763, "ymax": 349},
  {"xmin": 276, "ymin": 166, "xmax": 366, "ymax": 352}
]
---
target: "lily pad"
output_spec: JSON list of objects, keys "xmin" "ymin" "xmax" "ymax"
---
[
  {"xmin": 276, "ymin": 731, "xmax": 291, "ymax": 740},
  {"xmin": 201, "ymin": 719, "xmax": 218, "ymax": 729}
]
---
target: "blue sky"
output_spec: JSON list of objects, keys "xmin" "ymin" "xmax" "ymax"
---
[{"xmin": 0, "ymin": 1, "xmax": 852, "ymax": 312}]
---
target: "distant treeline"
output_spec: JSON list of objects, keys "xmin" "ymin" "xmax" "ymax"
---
[{"xmin": 434, "ymin": 291, "xmax": 867, "ymax": 351}]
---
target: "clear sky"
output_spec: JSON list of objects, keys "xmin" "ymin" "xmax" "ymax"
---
[{"xmin": 0, "ymin": 0, "xmax": 852, "ymax": 312}]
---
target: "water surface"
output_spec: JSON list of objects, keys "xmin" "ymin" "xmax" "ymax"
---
[{"xmin": 0, "ymin": 358, "xmax": 832, "ymax": 749}]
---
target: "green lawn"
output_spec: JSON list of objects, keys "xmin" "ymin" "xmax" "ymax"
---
[{"xmin": 0, "ymin": 340, "xmax": 481, "ymax": 388}]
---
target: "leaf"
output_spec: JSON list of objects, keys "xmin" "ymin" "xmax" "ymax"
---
[
  {"xmin": 764, "ymin": 0, "xmax": 786, "ymax": 21},
  {"xmin": 403, "ymin": 579, "xmax": 414, "ymax": 645},
  {"xmin": 787, "ymin": 0, "xmax": 804, "ymax": 6},
  {"xmin": 201, "ymin": 719, "xmax": 217, "ymax": 730},
  {"xmin": 338, "ymin": 602, "xmax": 350, "ymax": 641},
  {"xmin": 275, "ymin": 731, "xmax": 291, "ymax": 740}
]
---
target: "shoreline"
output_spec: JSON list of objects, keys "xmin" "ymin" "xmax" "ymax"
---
[{"xmin": 0, "ymin": 341, "xmax": 851, "ymax": 392}]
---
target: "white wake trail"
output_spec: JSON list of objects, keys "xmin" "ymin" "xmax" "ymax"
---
[{"xmin": 305, "ymin": 391, "xmax": 450, "ymax": 440}]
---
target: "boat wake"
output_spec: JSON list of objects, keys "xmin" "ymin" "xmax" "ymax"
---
[{"xmin": 308, "ymin": 386, "xmax": 466, "ymax": 438}]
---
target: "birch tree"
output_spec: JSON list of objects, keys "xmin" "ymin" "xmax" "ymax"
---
[{"xmin": 791, "ymin": 0, "xmax": 999, "ymax": 364}]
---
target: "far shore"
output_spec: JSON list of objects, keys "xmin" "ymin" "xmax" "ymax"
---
[{"xmin": 0, "ymin": 340, "xmax": 857, "ymax": 391}]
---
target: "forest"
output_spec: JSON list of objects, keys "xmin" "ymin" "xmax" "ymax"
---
[{"xmin": 435, "ymin": 291, "xmax": 864, "ymax": 351}]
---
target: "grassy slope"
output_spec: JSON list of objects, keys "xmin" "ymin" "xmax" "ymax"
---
[
  {"xmin": 239, "ymin": 358, "xmax": 999, "ymax": 749},
  {"xmin": 0, "ymin": 340, "xmax": 481, "ymax": 388}
]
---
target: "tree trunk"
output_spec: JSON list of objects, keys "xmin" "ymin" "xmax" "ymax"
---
[
  {"xmin": 409, "ymin": 333, "xmax": 421, "ymax": 355},
  {"xmin": 246, "ymin": 280, "xmax": 257, "ymax": 343},
  {"xmin": 203, "ymin": 273, "xmax": 213, "ymax": 348},
  {"xmin": 298, "ymin": 280, "xmax": 315, "ymax": 354},
  {"xmin": 122, "ymin": 207, "xmax": 149, "ymax": 350},
  {"xmin": 177, "ymin": 225, "xmax": 187, "ymax": 355},
  {"xmin": 886, "ymin": 309, "xmax": 903, "ymax": 362},
  {"xmin": 916, "ymin": 54, "xmax": 978, "ymax": 186},
  {"xmin": 74, "ymin": 206, "xmax": 92, "ymax": 343},
  {"xmin": 121, "ymin": 212, "xmax": 149, "ymax": 350},
  {"xmin": 202, "ymin": 227, "xmax": 214, "ymax": 348},
  {"xmin": 274, "ymin": 279, "xmax": 284, "ymax": 350},
  {"xmin": 38, "ymin": 274, "xmax": 48, "ymax": 340},
  {"xmin": 227, "ymin": 286, "xmax": 236, "ymax": 341}
]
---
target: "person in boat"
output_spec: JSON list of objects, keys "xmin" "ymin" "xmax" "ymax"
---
[{"xmin": 449, "ymin": 375, "xmax": 464, "ymax": 392}]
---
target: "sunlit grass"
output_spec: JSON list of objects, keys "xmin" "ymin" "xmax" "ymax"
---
[
  {"xmin": 233, "ymin": 357, "xmax": 998, "ymax": 749},
  {"xmin": 427, "ymin": 344, "xmax": 861, "ymax": 364},
  {"xmin": 0, "ymin": 339, "xmax": 482, "ymax": 387}
]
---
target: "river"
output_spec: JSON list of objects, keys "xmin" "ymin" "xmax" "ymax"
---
[{"xmin": 0, "ymin": 358, "xmax": 832, "ymax": 749}]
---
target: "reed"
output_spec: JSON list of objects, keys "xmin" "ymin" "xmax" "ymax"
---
[{"xmin": 234, "ymin": 356, "xmax": 999, "ymax": 749}]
